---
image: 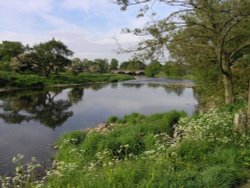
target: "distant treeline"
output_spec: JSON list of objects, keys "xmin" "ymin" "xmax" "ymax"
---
[{"xmin": 0, "ymin": 39, "xmax": 189, "ymax": 78}]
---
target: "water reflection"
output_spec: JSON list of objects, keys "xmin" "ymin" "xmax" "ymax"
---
[
  {"xmin": 0, "ymin": 80, "xmax": 198, "ymax": 175},
  {"xmin": 147, "ymin": 84, "xmax": 185, "ymax": 96},
  {"xmin": 68, "ymin": 87, "xmax": 84, "ymax": 104},
  {"xmin": 0, "ymin": 89, "xmax": 83, "ymax": 129},
  {"xmin": 121, "ymin": 82, "xmax": 144, "ymax": 89}
]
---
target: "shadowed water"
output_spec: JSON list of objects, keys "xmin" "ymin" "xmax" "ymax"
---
[{"xmin": 0, "ymin": 78, "xmax": 198, "ymax": 175}]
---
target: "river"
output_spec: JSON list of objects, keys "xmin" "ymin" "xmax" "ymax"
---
[{"xmin": 0, "ymin": 78, "xmax": 198, "ymax": 175}]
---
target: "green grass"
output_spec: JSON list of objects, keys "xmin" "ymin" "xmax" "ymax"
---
[
  {"xmin": 40, "ymin": 108, "xmax": 250, "ymax": 188},
  {"xmin": 0, "ymin": 71, "xmax": 132, "ymax": 88},
  {"xmin": 2, "ymin": 106, "xmax": 249, "ymax": 188}
]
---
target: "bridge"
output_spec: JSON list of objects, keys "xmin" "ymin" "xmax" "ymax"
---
[{"xmin": 111, "ymin": 70, "xmax": 145, "ymax": 76}]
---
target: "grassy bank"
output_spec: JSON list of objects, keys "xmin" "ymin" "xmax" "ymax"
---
[
  {"xmin": 0, "ymin": 71, "xmax": 132, "ymax": 89},
  {"xmin": 46, "ymin": 110, "xmax": 249, "ymax": 188},
  {"xmin": 4, "ymin": 107, "xmax": 249, "ymax": 187}
]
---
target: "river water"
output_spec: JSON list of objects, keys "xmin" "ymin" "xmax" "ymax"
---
[{"xmin": 0, "ymin": 78, "xmax": 198, "ymax": 175}]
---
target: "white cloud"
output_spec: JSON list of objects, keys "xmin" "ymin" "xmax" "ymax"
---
[
  {"xmin": 0, "ymin": 0, "xmax": 53, "ymax": 13},
  {"xmin": 0, "ymin": 0, "xmax": 172, "ymax": 61},
  {"xmin": 61, "ymin": 0, "xmax": 111, "ymax": 12}
]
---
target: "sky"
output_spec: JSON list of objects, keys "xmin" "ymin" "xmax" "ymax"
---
[{"xmin": 0, "ymin": 0, "xmax": 176, "ymax": 61}]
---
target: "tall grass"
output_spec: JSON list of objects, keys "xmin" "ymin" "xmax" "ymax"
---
[
  {"xmin": 1, "ymin": 109, "xmax": 250, "ymax": 187},
  {"xmin": 43, "ymin": 109, "xmax": 250, "ymax": 188}
]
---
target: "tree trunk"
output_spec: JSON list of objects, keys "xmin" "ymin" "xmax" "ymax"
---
[
  {"xmin": 223, "ymin": 74, "xmax": 234, "ymax": 104},
  {"xmin": 247, "ymin": 81, "xmax": 250, "ymax": 127},
  {"xmin": 221, "ymin": 56, "xmax": 234, "ymax": 104}
]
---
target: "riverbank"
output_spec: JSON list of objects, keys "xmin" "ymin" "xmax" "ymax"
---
[
  {"xmin": 47, "ymin": 107, "xmax": 250, "ymax": 188},
  {"xmin": 3, "ymin": 103, "xmax": 249, "ymax": 188},
  {"xmin": 0, "ymin": 71, "xmax": 132, "ymax": 93},
  {"xmin": 48, "ymin": 108, "xmax": 250, "ymax": 188}
]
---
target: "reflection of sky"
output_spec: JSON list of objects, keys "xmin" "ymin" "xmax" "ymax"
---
[
  {"xmin": 61, "ymin": 84, "xmax": 197, "ymax": 133},
  {"xmin": 0, "ymin": 82, "xmax": 198, "ymax": 175},
  {"xmin": 72, "ymin": 84, "xmax": 196, "ymax": 115},
  {"xmin": 0, "ymin": 120, "xmax": 55, "ymax": 175}
]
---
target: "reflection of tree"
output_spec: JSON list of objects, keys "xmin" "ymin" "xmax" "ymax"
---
[
  {"xmin": 0, "ymin": 87, "xmax": 84, "ymax": 129},
  {"xmin": 110, "ymin": 83, "xmax": 118, "ymax": 89},
  {"xmin": 32, "ymin": 100, "xmax": 73, "ymax": 129},
  {"xmin": 121, "ymin": 83, "xmax": 144, "ymax": 88},
  {"xmin": 88, "ymin": 83, "xmax": 108, "ymax": 91},
  {"xmin": 163, "ymin": 87, "xmax": 184, "ymax": 97},
  {"xmin": 147, "ymin": 83, "xmax": 185, "ymax": 96},
  {"xmin": 0, "ymin": 112, "xmax": 31, "ymax": 124},
  {"xmin": 68, "ymin": 87, "xmax": 84, "ymax": 104},
  {"xmin": 147, "ymin": 83, "xmax": 160, "ymax": 89}
]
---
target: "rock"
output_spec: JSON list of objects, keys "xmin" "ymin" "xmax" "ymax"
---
[
  {"xmin": 85, "ymin": 122, "xmax": 115, "ymax": 134},
  {"xmin": 234, "ymin": 110, "xmax": 247, "ymax": 133}
]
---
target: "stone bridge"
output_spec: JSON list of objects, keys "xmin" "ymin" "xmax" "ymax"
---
[{"xmin": 111, "ymin": 70, "xmax": 145, "ymax": 76}]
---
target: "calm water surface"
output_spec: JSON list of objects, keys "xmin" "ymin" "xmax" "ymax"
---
[{"xmin": 0, "ymin": 78, "xmax": 198, "ymax": 175}]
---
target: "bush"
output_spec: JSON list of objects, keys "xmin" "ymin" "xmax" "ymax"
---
[{"xmin": 107, "ymin": 116, "xmax": 119, "ymax": 123}]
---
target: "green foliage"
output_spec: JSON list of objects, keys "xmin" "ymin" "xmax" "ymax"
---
[
  {"xmin": 144, "ymin": 60, "xmax": 162, "ymax": 77},
  {"xmin": 163, "ymin": 61, "xmax": 189, "ymax": 78},
  {"xmin": 120, "ymin": 61, "xmax": 130, "ymax": 70},
  {"xmin": 115, "ymin": 0, "xmax": 250, "ymax": 104},
  {"xmin": 33, "ymin": 38, "xmax": 73, "ymax": 77},
  {"xmin": 193, "ymin": 62, "xmax": 224, "ymax": 109},
  {"xmin": 120, "ymin": 59, "xmax": 146, "ymax": 70},
  {"xmin": 0, "ymin": 41, "xmax": 25, "ymax": 62},
  {"xmin": 107, "ymin": 116, "xmax": 119, "ymax": 123},
  {"xmin": 110, "ymin": 58, "xmax": 119, "ymax": 70},
  {"xmin": 232, "ymin": 56, "xmax": 250, "ymax": 99},
  {"xmin": 127, "ymin": 59, "xmax": 146, "ymax": 70},
  {"xmin": 10, "ymin": 53, "xmax": 40, "ymax": 73},
  {"xmin": 0, "ymin": 154, "xmax": 43, "ymax": 188},
  {"xmin": 0, "ymin": 61, "xmax": 11, "ymax": 71},
  {"xmin": 0, "ymin": 71, "xmax": 132, "ymax": 88},
  {"xmin": 42, "ymin": 109, "xmax": 250, "ymax": 188},
  {"xmin": 94, "ymin": 59, "xmax": 110, "ymax": 73},
  {"xmin": 67, "ymin": 58, "xmax": 85, "ymax": 75},
  {"xmin": 1, "ymin": 108, "xmax": 250, "ymax": 187}
]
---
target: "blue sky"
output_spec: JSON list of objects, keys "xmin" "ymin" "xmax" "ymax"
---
[{"xmin": 0, "ymin": 0, "xmax": 176, "ymax": 61}]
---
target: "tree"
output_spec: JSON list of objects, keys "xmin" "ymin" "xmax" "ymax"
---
[
  {"xmin": 120, "ymin": 61, "xmax": 130, "ymax": 70},
  {"xmin": 119, "ymin": 59, "xmax": 146, "ymax": 70},
  {"xmin": 10, "ymin": 53, "xmax": 39, "ymax": 73},
  {"xmin": 68, "ymin": 58, "xmax": 85, "ymax": 75},
  {"xmin": 145, "ymin": 60, "xmax": 162, "ymax": 77},
  {"xmin": 0, "ymin": 41, "xmax": 25, "ymax": 62},
  {"xmin": 115, "ymin": 0, "xmax": 250, "ymax": 104},
  {"xmin": 110, "ymin": 58, "xmax": 119, "ymax": 70},
  {"xmin": 127, "ymin": 59, "xmax": 146, "ymax": 70},
  {"xmin": 163, "ymin": 61, "xmax": 188, "ymax": 78},
  {"xmin": 94, "ymin": 58, "xmax": 109, "ymax": 73},
  {"xmin": 33, "ymin": 38, "xmax": 73, "ymax": 77}
]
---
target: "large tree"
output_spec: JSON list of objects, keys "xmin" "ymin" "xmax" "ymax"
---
[
  {"xmin": 120, "ymin": 59, "xmax": 146, "ymax": 70},
  {"xmin": 10, "ymin": 53, "xmax": 39, "ymax": 73},
  {"xmin": 145, "ymin": 60, "xmax": 162, "ymax": 77},
  {"xmin": 94, "ymin": 58, "xmax": 110, "ymax": 73},
  {"xmin": 0, "ymin": 41, "xmax": 25, "ymax": 62},
  {"xmin": 33, "ymin": 38, "xmax": 73, "ymax": 77},
  {"xmin": 110, "ymin": 58, "xmax": 119, "ymax": 70},
  {"xmin": 67, "ymin": 58, "xmax": 86, "ymax": 75},
  {"xmin": 115, "ymin": 0, "xmax": 250, "ymax": 104}
]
